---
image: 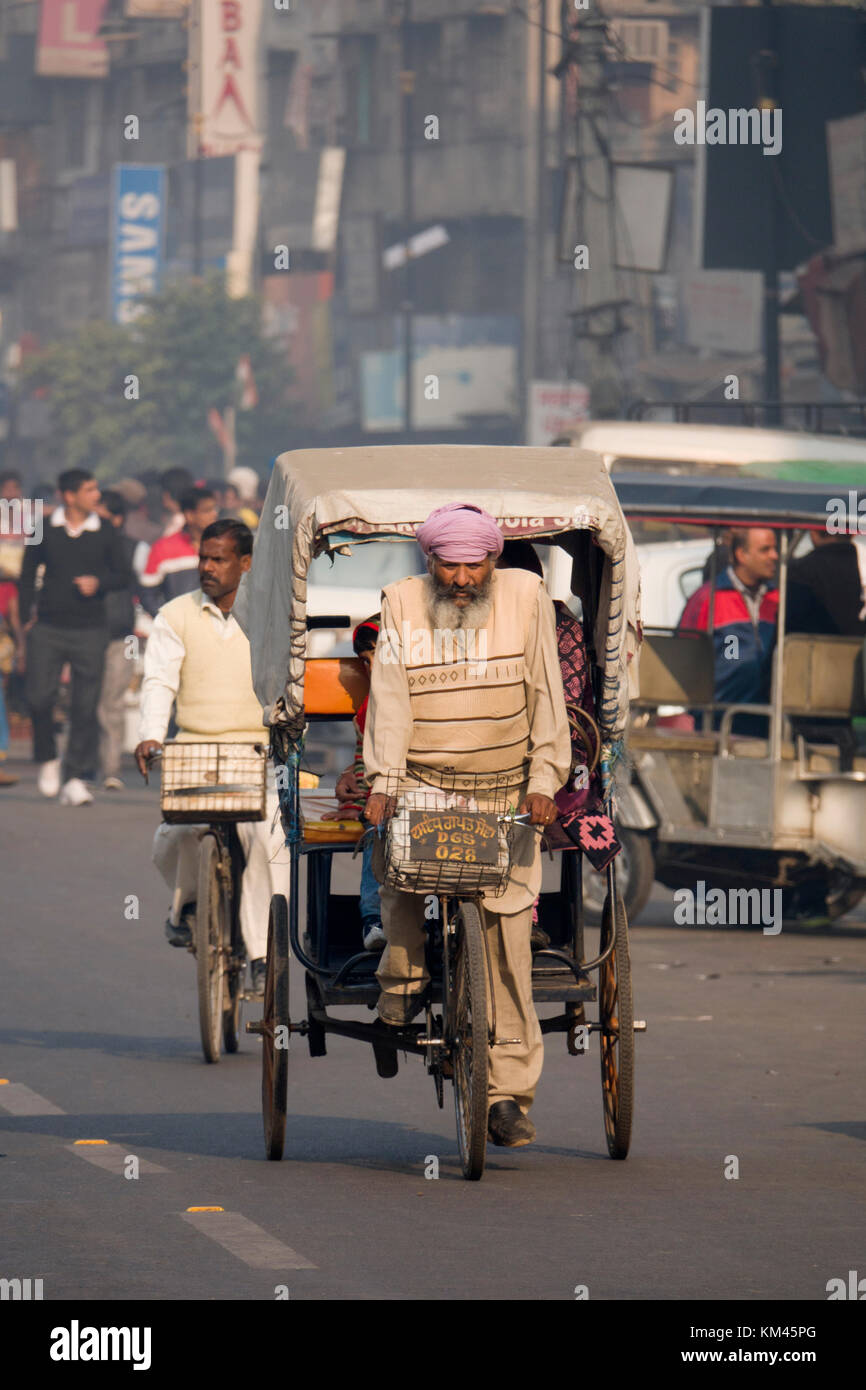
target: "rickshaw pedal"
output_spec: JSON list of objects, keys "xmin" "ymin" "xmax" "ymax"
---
[
  {"xmin": 372, "ymin": 1041, "xmax": 399, "ymax": 1079},
  {"xmin": 245, "ymin": 1020, "xmax": 263, "ymax": 1035},
  {"xmin": 493, "ymin": 1037, "xmax": 522, "ymax": 1046}
]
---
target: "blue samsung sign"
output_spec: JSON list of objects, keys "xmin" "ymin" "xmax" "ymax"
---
[{"xmin": 110, "ymin": 165, "xmax": 166, "ymax": 325}]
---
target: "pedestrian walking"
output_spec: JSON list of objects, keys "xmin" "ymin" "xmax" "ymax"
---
[
  {"xmin": 96, "ymin": 490, "xmax": 138, "ymax": 790},
  {"xmin": 18, "ymin": 468, "xmax": 131, "ymax": 806}
]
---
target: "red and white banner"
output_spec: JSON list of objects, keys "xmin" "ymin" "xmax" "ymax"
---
[
  {"xmin": 189, "ymin": 0, "xmax": 263, "ymax": 159},
  {"xmin": 36, "ymin": 0, "xmax": 110, "ymax": 79}
]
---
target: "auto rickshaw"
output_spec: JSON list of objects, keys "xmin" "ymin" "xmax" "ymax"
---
[
  {"xmin": 235, "ymin": 445, "xmax": 645, "ymax": 1179},
  {"xmin": 612, "ymin": 473, "xmax": 866, "ymax": 922}
]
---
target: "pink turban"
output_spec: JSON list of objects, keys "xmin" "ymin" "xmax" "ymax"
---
[{"xmin": 415, "ymin": 502, "xmax": 503, "ymax": 563}]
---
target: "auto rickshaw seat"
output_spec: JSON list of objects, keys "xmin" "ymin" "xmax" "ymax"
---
[
  {"xmin": 781, "ymin": 635, "xmax": 866, "ymax": 718},
  {"xmin": 634, "ymin": 630, "xmax": 715, "ymax": 708}
]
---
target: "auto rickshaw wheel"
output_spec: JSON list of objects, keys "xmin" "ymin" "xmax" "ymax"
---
[
  {"xmin": 262, "ymin": 894, "xmax": 290, "ymax": 1160},
  {"xmin": 195, "ymin": 834, "xmax": 228, "ymax": 1065},
  {"xmin": 598, "ymin": 892, "xmax": 635, "ymax": 1159},
  {"xmin": 448, "ymin": 901, "xmax": 489, "ymax": 1182}
]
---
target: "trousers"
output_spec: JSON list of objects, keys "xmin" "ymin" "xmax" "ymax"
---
[
  {"xmin": 376, "ymin": 886, "xmax": 544, "ymax": 1114},
  {"xmin": 27, "ymin": 623, "xmax": 108, "ymax": 780},
  {"xmin": 97, "ymin": 638, "xmax": 132, "ymax": 778},
  {"xmin": 151, "ymin": 791, "xmax": 290, "ymax": 961}
]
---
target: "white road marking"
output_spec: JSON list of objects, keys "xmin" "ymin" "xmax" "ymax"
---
[
  {"xmin": 0, "ymin": 1083, "xmax": 65, "ymax": 1115},
  {"xmin": 181, "ymin": 1210, "xmax": 316, "ymax": 1269},
  {"xmin": 67, "ymin": 1143, "xmax": 168, "ymax": 1174}
]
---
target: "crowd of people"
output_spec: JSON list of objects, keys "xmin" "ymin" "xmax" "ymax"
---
[{"xmin": 0, "ymin": 463, "xmax": 267, "ymax": 796}]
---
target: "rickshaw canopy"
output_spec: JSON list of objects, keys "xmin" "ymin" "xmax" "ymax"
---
[{"xmin": 236, "ymin": 445, "xmax": 640, "ymax": 739}]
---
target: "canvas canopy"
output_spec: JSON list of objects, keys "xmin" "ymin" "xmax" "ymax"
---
[{"xmin": 234, "ymin": 445, "xmax": 640, "ymax": 741}]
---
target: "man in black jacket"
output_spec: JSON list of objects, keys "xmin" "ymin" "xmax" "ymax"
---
[{"xmin": 19, "ymin": 468, "xmax": 131, "ymax": 805}]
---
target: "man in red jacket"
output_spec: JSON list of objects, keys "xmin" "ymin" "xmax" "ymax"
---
[{"xmin": 679, "ymin": 528, "xmax": 779, "ymax": 734}]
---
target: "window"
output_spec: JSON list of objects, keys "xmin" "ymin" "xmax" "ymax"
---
[
  {"xmin": 340, "ymin": 35, "xmax": 377, "ymax": 147},
  {"xmin": 470, "ymin": 14, "xmax": 508, "ymax": 135},
  {"xmin": 406, "ymin": 22, "xmax": 445, "ymax": 145}
]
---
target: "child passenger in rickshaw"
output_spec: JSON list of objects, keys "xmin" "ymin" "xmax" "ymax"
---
[{"xmin": 321, "ymin": 617, "xmax": 385, "ymax": 952}]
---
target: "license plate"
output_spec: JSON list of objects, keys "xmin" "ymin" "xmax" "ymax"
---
[{"xmin": 407, "ymin": 810, "xmax": 499, "ymax": 864}]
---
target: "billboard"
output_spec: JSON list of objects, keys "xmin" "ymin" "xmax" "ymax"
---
[
  {"xmin": 36, "ymin": 0, "xmax": 110, "ymax": 79},
  {"xmin": 110, "ymin": 165, "xmax": 166, "ymax": 325},
  {"xmin": 526, "ymin": 381, "xmax": 590, "ymax": 447},
  {"xmin": 188, "ymin": 0, "xmax": 263, "ymax": 159}
]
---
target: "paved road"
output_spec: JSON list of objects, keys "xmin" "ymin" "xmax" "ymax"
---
[{"xmin": 1, "ymin": 747, "xmax": 864, "ymax": 1301}]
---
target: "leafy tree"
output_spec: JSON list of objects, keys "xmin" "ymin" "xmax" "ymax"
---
[{"xmin": 21, "ymin": 277, "xmax": 295, "ymax": 481}]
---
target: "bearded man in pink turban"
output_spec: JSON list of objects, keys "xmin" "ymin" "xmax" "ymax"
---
[{"xmin": 363, "ymin": 502, "xmax": 571, "ymax": 1148}]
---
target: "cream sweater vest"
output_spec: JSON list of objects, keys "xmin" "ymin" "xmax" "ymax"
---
[
  {"xmin": 161, "ymin": 590, "xmax": 265, "ymax": 742},
  {"xmin": 383, "ymin": 568, "xmax": 541, "ymax": 787}
]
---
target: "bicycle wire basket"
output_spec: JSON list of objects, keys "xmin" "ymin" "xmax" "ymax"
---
[
  {"xmin": 160, "ymin": 741, "xmax": 268, "ymax": 823},
  {"xmin": 381, "ymin": 769, "xmax": 524, "ymax": 898}
]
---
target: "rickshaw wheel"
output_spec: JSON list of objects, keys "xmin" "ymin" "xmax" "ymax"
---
[
  {"xmin": 262, "ymin": 894, "xmax": 290, "ymax": 1161},
  {"xmin": 195, "ymin": 834, "xmax": 228, "ymax": 1065},
  {"xmin": 449, "ymin": 901, "xmax": 489, "ymax": 1181},
  {"xmin": 598, "ymin": 893, "xmax": 634, "ymax": 1159}
]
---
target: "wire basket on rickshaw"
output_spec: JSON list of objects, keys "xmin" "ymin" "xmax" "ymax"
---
[
  {"xmin": 380, "ymin": 769, "xmax": 527, "ymax": 898},
  {"xmin": 159, "ymin": 740, "xmax": 268, "ymax": 823}
]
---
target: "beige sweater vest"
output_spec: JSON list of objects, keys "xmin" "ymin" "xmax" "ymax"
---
[
  {"xmin": 161, "ymin": 590, "xmax": 265, "ymax": 742},
  {"xmin": 384, "ymin": 568, "xmax": 541, "ymax": 788}
]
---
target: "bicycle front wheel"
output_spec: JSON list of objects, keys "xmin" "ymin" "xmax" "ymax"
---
[
  {"xmin": 196, "ymin": 834, "xmax": 228, "ymax": 1065},
  {"xmin": 448, "ymin": 900, "xmax": 489, "ymax": 1181}
]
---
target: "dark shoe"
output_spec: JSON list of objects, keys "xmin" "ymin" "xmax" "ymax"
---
[
  {"xmin": 530, "ymin": 923, "xmax": 550, "ymax": 951},
  {"xmin": 165, "ymin": 918, "xmax": 192, "ymax": 948},
  {"xmin": 250, "ymin": 958, "xmax": 267, "ymax": 996},
  {"xmin": 487, "ymin": 1100, "xmax": 536, "ymax": 1148},
  {"xmin": 376, "ymin": 991, "xmax": 425, "ymax": 1026}
]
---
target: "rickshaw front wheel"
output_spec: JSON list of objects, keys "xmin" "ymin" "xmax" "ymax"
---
[
  {"xmin": 448, "ymin": 901, "xmax": 489, "ymax": 1182},
  {"xmin": 599, "ymin": 892, "xmax": 635, "ymax": 1160},
  {"xmin": 196, "ymin": 834, "xmax": 228, "ymax": 1065},
  {"xmin": 262, "ymin": 894, "xmax": 290, "ymax": 1161}
]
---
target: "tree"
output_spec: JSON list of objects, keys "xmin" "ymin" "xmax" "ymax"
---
[{"xmin": 21, "ymin": 277, "xmax": 296, "ymax": 481}]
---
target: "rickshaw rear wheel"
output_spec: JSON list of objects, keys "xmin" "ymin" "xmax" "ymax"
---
[
  {"xmin": 195, "ymin": 834, "xmax": 228, "ymax": 1065},
  {"xmin": 448, "ymin": 901, "xmax": 489, "ymax": 1182},
  {"xmin": 599, "ymin": 893, "xmax": 635, "ymax": 1160},
  {"xmin": 262, "ymin": 894, "xmax": 290, "ymax": 1161}
]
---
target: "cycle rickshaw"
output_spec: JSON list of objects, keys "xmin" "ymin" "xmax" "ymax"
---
[{"xmin": 237, "ymin": 445, "xmax": 645, "ymax": 1179}]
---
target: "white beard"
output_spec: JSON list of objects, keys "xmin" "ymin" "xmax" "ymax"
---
[{"xmin": 425, "ymin": 575, "xmax": 492, "ymax": 632}]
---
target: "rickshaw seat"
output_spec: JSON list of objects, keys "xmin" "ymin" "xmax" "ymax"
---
[{"xmin": 304, "ymin": 657, "xmax": 369, "ymax": 718}]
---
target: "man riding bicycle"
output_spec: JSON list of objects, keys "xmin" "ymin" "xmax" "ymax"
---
[
  {"xmin": 363, "ymin": 502, "xmax": 571, "ymax": 1148},
  {"xmin": 134, "ymin": 519, "xmax": 295, "ymax": 995}
]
